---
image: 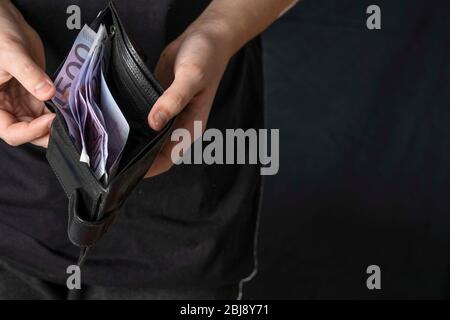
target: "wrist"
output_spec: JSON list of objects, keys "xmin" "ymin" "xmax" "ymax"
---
[{"xmin": 182, "ymin": 8, "xmax": 248, "ymax": 60}]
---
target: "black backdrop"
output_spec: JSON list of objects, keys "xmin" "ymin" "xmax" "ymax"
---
[{"xmin": 246, "ymin": 0, "xmax": 450, "ymax": 299}]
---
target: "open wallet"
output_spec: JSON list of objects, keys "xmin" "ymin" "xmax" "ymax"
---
[{"xmin": 45, "ymin": 1, "xmax": 174, "ymax": 265}]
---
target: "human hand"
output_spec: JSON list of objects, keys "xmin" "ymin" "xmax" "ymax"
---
[
  {"xmin": 146, "ymin": 0, "xmax": 297, "ymax": 178},
  {"xmin": 145, "ymin": 23, "xmax": 233, "ymax": 177},
  {"xmin": 0, "ymin": 0, "xmax": 55, "ymax": 148}
]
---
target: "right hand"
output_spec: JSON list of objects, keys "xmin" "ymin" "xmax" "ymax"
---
[{"xmin": 0, "ymin": 0, "xmax": 55, "ymax": 148}]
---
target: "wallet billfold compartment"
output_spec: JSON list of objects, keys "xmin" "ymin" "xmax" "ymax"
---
[{"xmin": 45, "ymin": 1, "xmax": 174, "ymax": 264}]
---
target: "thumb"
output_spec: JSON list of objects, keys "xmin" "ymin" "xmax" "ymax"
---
[
  {"xmin": 149, "ymin": 64, "xmax": 203, "ymax": 131},
  {"xmin": 2, "ymin": 44, "xmax": 55, "ymax": 101}
]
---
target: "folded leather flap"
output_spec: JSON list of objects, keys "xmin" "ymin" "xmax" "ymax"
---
[{"xmin": 68, "ymin": 189, "xmax": 116, "ymax": 247}]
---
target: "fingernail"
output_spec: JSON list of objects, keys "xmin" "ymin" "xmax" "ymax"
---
[
  {"xmin": 154, "ymin": 111, "xmax": 167, "ymax": 130},
  {"xmin": 35, "ymin": 79, "xmax": 53, "ymax": 96}
]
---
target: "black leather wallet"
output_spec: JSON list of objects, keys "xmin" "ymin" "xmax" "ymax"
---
[{"xmin": 45, "ymin": 1, "xmax": 173, "ymax": 264}]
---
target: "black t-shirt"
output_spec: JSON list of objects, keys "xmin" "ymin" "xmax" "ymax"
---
[{"xmin": 0, "ymin": 0, "xmax": 263, "ymax": 287}]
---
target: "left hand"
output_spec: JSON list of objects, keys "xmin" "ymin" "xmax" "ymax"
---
[
  {"xmin": 0, "ymin": 0, "xmax": 56, "ymax": 148},
  {"xmin": 145, "ymin": 26, "xmax": 232, "ymax": 178}
]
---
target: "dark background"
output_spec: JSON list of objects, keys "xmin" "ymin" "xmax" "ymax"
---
[
  {"xmin": 7, "ymin": 0, "xmax": 450, "ymax": 299},
  {"xmin": 245, "ymin": 0, "xmax": 450, "ymax": 299}
]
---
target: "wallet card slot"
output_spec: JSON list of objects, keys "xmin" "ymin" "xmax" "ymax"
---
[
  {"xmin": 105, "ymin": 28, "xmax": 165, "ymax": 176},
  {"xmin": 98, "ymin": 1, "xmax": 165, "ymax": 177},
  {"xmin": 112, "ymin": 27, "xmax": 159, "ymax": 118},
  {"xmin": 109, "ymin": 1, "xmax": 163, "ymax": 98},
  {"xmin": 110, "ymin": 44, "xmax": 151, "ymax": 123},
  {"xmin": 106, "ymin": 60, "xmax": 156, "ymax": 175}
]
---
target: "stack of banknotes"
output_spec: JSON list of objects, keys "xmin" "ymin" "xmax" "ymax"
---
[{"xmin": 52, "ymin": 24, "xmax": 130, "ymax": 183}]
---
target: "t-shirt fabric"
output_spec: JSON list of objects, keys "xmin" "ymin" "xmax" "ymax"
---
[{"xmin": 0, "ymin": 0, "xmax": 263, "ymax": 288}]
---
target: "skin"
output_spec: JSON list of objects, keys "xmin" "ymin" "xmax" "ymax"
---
[
  {"xmin": 0, "ymin": 0, "xmax": 297, "ymax": 176},
  {"xmin": 0, "ymin": 0, "xmax": 56, "ymax": 147}
]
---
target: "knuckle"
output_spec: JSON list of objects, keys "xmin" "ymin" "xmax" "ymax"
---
[
  {"xmin": 0, "ymin": 34, "xmax": 23, "ymax": 52},
  {"xmin": 178, "ymin": 62, "xmax": 205, "ymax": 83},
  {"xmin": 2, "ymin": 135, "xmax": 20, "ymax": 147},
  {"xmin": 19, "ymin": 59, "xmax": 35, "ymax": 76},
  {"xmin": 169, "ymin": 92, "xmax": 186, "ymax": 111},
  {"xmin": 156, "ymin": 99, "xmax": 170, "ymax": 114},
  {"xmin": 160, "ymin": 94, "xmax": 184, "ymax": 115},
  {"xmin": 0, "ymin": 35, "xmax": 25, "ymax": 66}
]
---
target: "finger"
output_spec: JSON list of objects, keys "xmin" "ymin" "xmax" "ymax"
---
[
  {"xmin": 0, "ymin": 111, "xmax": 55, "ymax": 146},
  {"xmin": 1, "ymin": 43, "xmax": 55, "ymax": 101},
  {"xmin": 30, "ymin": 134, "xmax": 49, "ymax": 148},
  {"xmin": 145, "ymin": 100, "xmax": 210, "ymax": 178},
  {"xmin": 149, "ymin": 64, "xmax": 204, "ymax": 131}
]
